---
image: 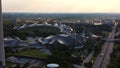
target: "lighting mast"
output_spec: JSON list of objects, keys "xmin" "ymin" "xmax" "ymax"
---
[{"xmin": 0, "ymin": 0, "xmax": 6, "ymax": 66}]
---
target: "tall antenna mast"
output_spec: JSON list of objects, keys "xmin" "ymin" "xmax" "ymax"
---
[{"xmin": 0, "ymin": 0, "xmax": 6, "ymax": 66}]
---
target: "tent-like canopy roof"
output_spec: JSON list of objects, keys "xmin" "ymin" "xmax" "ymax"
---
[{"xmin": 45, "ymin": 34, "xmax": 83, "ymax": 47}]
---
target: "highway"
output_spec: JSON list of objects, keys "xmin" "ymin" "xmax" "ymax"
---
[{"xmin": 92, "ymin": 24, "xmax": 116, "ymax": 68}]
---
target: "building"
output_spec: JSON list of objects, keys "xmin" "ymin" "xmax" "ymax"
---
[{"xmin": 39, "ymin": 34, "xmax": 84, "ymax": 49}]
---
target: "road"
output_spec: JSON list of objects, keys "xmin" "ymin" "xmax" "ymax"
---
[
  {"xmin": 116, "ymin": 28, "xmax": 120, "ymax": 36},
  {"xmin": 92, "ymin": 24, "xmax": 116, "ymax": 68},
  {"xmin": 83, "ymin": 51, "xmax": 94, "ymax": 63},
  {"xmin": 73, "ymin": 51, "xmax": 94, "ymax": 68}
]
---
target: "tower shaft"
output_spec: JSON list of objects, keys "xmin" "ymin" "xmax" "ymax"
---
[{"xmin": 0, "ymin": 0, "xmax": 6, "ymax": 66}]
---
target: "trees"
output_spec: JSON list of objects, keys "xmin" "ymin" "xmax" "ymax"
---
[
  {"xmin": 3, "ymin": 19, "xmax": 14, "ymax": 37},
  {"xmin": 108, "ymin": 43, "xmax": 120, "ymax": 68},
  {"xmin": 46, "ymin": 45, "xmax": 82, "ymax": 68}
]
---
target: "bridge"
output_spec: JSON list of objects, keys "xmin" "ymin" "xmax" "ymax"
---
[{"xmin": 102, "ymin": 38, "xmax": 120, "ymax": 42}]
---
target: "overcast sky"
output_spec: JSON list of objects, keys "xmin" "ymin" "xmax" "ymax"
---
[{"xmin": 2, "ymin": 0, "xmax": 120, "ymax": 13}]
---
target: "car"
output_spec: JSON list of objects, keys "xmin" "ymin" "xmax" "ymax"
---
[{"xmin": 100, "ymin": 53, "xmax": 104, "ymax": 57}]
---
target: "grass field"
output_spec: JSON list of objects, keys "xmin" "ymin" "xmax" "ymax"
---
[{"xmin": 12, "ymin": 49, "xmax": 48, "ymax": 59}]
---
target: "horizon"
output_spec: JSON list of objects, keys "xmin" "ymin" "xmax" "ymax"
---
[{"xmin": 3, "ymin": 12, "xmax": 120, "ymax": 14}]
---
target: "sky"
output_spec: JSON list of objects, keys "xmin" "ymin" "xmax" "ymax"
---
[{"xmin": 2, "ymin": 0, "xmax": 120, "ymax": 13}]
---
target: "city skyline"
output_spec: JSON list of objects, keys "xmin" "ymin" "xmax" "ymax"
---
[{"xmin": 3, "ymin": 0, "xmax": 120, "ymax": 13}]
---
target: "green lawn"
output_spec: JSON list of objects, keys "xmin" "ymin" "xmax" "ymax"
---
[
  {"xmin": 12, "ymin": 49, "xmax": 47, "ymax": 59},
  {"xmin": 6, "ymin": 62, "xmax": 16, "ymax": 67}
]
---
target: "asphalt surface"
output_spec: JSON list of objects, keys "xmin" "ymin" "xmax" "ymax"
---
[
  {"xmin": 83, "ymin": 51, "xmax": 94, "ymax": 63},
  {"xmin": 92, "ymin": 24, "xmax": 116, "ymax": 68},
  {"xmin": 81, "ymin": 51, "xmax": 94, "ymax": 68}
]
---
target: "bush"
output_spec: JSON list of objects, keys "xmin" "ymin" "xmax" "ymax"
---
[{"xmin": 84, "ymin": 62, "xmax": 92, "ymax": 68}]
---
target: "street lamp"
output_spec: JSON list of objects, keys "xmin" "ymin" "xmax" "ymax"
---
[{"xmin": 0, "ymin": 0, "xmax": 6, "ymax": 66}]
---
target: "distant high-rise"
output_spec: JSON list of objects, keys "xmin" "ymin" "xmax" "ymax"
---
[{"xmin": 0, "ymin": 0, "xmax": 6, "ymax": 66}]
